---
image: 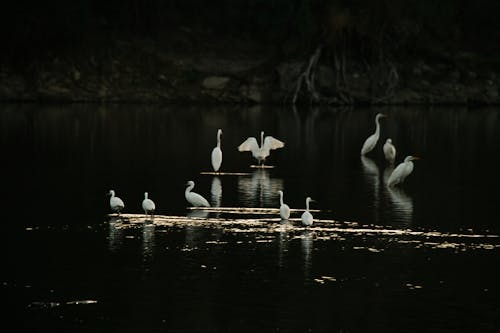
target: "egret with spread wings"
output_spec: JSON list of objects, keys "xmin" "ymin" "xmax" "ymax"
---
[{"xmin": 238, "ymin": 131, "xmax": 284, "ymax": 166}]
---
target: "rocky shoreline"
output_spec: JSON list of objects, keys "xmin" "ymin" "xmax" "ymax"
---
[{"xmin": 2, "ymin": 38, "xmax": 499, "ymax": 105}]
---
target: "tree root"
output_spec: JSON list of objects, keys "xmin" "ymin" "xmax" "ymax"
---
[{"xmin": 290, "ymin": 45, "xmax": 323, "ymax": 104}]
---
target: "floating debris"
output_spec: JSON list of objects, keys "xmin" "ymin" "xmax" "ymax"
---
[
  {"xmin": 106, "ymin": 214, "xmax": 500, "ymax": 252},
  {"xmin": 200, "ymin": 171, "xmax": 251, "ymax": 176},
  {"xmin": 66, "ymin": 300, "xmax": 98, "ymax": 305}
]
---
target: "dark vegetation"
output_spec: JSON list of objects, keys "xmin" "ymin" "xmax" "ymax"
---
[{"xmin": 2, "ymin": 0, "xmax": 500, "ymax": 104}]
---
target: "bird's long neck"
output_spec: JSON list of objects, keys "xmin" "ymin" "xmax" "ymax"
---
[
  {"xmin": 185, "ymin": 184, "xmax": 194, "ymax": 194},
  {"xmin": 279, "ymin": 192, "xmax": 284, "ymax": 206},
  {"xmin": 110, "ymin": 191, "xmax": 115, "ymax": 198},
  {"xmin": 217, "ymin": 131, "xmax": 221, "ymax": 148},
  {"xmin": 306, "ymin": 198, "xmax": 310, "ymax": 211},
  {"xmin": 260, "ymin": 131, "xmax": 264, "ymax": 148},
  {"xmin": 374, "ymin": 117, "xmax": 381, "ymax": 137},
  {"xmin": 144, "ymin": 193, "xmax": 148, "ymax": 199}
]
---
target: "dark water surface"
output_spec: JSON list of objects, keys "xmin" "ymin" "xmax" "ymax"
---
[{"xmin": 2, "ymin": 104, "xmax": 500, "ymax": 332}]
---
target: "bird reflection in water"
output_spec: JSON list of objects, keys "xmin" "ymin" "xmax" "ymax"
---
[
  {"xmin": 186, "ymin": 209, "xmax": 209, "ymax": 218},
  {"xmin": 237, "ymin": 169, "xmax": 283, "ymax": 207},
  {"xmin": 361, "ymin": 156, "xmax": 380, "ymax": 223},
  {"xmin": 386, "ymin": 186, "xmax": 414, "ymax": 229},
  {"xmin": 211, "ymin": 176, "xmax": 222, "ymax": 209},
  {"xmin": 383, "ymin": 165, "xmax": 394, "ymax": 185},
  {"xmin": 277, "ymin": 220, "xmax": 291, "ymax": 268},
  {"xmin": 301, "ymin": 230, "xmax": 314, "ymax": 280},
  {"xmin": 108, "ymin": 220, "xmax": 124, "ymax": 253},
  {"xmin": 142, "ymin": 223, "xmax": 155, "ymax": 260}
]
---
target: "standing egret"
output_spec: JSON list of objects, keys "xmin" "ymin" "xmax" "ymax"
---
[
  {"xmin": 277, "ymin": 190, "xmax": 290, "ymax": 220},
  {"xmin": 361, "ymin": 113, "xmax": 387, "ymax": 155},
  {"xmin": 185, "ymin": 180, "xmax": 210, "ymax": 207},
  {"xmin": 383, "ymin": 138, "xmax": 396, "ymax": 164},
  {"xmin": 301, "ymin": 197, "xmax": 314, "ymax": 226},
  {"xmin": 387, "ymin": 156, "xmax": 420, "ymax": 187},
  {"xmin": 108, "ymin": 190, "xmax": 125, "ymax": 215},
  {"xmin": 238, "ymin": 131, "xmax": 284, "ymax": 166},
  {"xmin": 142, "ymin": 192, "xmax": 156, "ymax": 218},
  {"xmin": 211, "ymin": 129, "xmax": 223, "ymax": 172}
]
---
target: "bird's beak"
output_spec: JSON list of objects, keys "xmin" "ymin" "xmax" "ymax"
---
[
  {"xmin": 381, "ymin": 114, "xmax": 388, "ymax": 117},
  {"xmin": 413, "ymin": 156, "xmax": 421, "ymax": 160}
]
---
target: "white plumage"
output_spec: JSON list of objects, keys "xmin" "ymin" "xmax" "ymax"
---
[
  {"xmin": 211, "ymin": 129, "xmax": 223, "ymax": 172},
  {"xmin": 301, "ymin": 197, "xmax": 314, "ymax": 226},
  {"xmin": 387, "ymin": 156, "xmax": 420, "ymax": 187},
  {"xmin": 277, "ymin": 190, "xmax": 290, "ymax": 220},
  {"xmin": 383, "ymin": 138, "xmax": 396, "ymax": 164},
  {"xmin": 361, "ymin": 113, "xmax": 387, "ymax": 155},
  {"xmin": 142, "ymin": 192, "xmax": 156, "ymax": 216},
  {"xmin": 109, "ymin": 190, "xmax": 125, "ymax": 214},
  {"xmin": 238, "ymin": 131, "xmax": 284, "ymax": 165},
  {"xmin": 185, "ymin": 180, "xmax": 210, "ymax": 207}
]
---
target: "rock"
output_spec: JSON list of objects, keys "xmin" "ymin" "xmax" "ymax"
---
[
  {"xmin": 241, "ymin": 85, "xmax": 262, "ymax": 103},
  {"xmin": 202, "ymin": 76, "xmax": 230, "ymax": 90}
]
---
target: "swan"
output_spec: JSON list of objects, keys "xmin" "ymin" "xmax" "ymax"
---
[
  {"xmin": 238, "ymin": 131, "xmax": 284, "ymax": 166},
  {"xmin": 185, "ymin": 180, "xmax": 210, "ymax": 207},
  {"xmin": 383, "ymin": 138, "xmax": 396, "ymax": 164},
  {"xmin": 142, "ymin": 192, "xmax": 156, "ymax": 217},
  {"xmin": 387, "ymin": 156, "xmax": 420, "ymax": 187},
  {"xmin": 109, "ymin": 190, "xmax": 125, "ymax": 214},
  {"xmin": 277, "ymin": 190, "xmax": 290, "ymax": 220},
  {"xmin": 301, "ymin": 197, "xmax": 314, "ymax": 226},
  {"xmin": 361, "ymin": 113, "xmax": 387, "ymax": 155},
  {"xmin": 211, "ymin": 129, "xmax": 223, "ymax": 172}
]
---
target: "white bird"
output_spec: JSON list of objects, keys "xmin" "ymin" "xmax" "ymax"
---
[
  {"xmin": 211, "ymin": 129, "xmax": 223, "ymax": 172},
  {"xmin": 109, "ymin": 190, "xmax": 125, "ymax": 214},
  {"xmin": 185, "ymin": 180, "xmax": 210, "ymax": 207},
  {"xmin": 238, "ymin": 131, "xmax": 284, "ymax": 166},
  {"xmin": 361, "ymin": 113, "xmax": 387, "ymax": 155},
  {"xmin": 383, "ymin": 138, "xmax": 396, "ymax": 164},
  {"xmin": 301, "ymin": 197, "xmax": 314, "ymax": 226},
  {"xmin": 277, "ymin": 190, "xmax": 290, "ymax": 220},
  {"xmin": 142, "ymin": 192, "xmax": 156, "ymax": 217},
  {"xmin": 387, "ymin": 156, "xmax": 420, "ymax": 187}
]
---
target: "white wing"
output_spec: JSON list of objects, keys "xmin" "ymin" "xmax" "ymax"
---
[
  {"xmin": 387, "ymin": 162, "xmax": 406, "ymax": 187},
  {"xmin": 383, "ymin": 143, "xmax": 396, "ymax": 162},
  {"xmin": 280, "ymin": 204, "xmax": 290, "ymax": 220},
  {"xmin": 238, "ymin": 137, "xmax": 259, "ymax": 153},
  {"xmin": 361, "ymin": 134, "xmax": 377, "ymax": 155},
  {"xmin": 211, "ymin": 147, "xmax": 222, "ymax": 172},
  {"xmin": 263, "ymin": 136, "xmax": 284, "ymax": 151},
  {"xmin": 187, "ymin": 192, "xmax": 211, "ymax": 207},
  {"xmin": 110, "ymin": 197, "xmax": 125, "ymax": 210},
  {"xmin": 143, "ymin": 199, "xmax": 155, "ymax": 212}
]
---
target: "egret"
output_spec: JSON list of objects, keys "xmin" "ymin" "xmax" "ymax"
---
[
  {"xmin": 361, "ymin": 113, "xmax": 387, "ymax": 155},
  {"xmin": 185, "ymin": 180, "xmax": 210, "ymax": 207},
  {"xmin": 301, "ymin": 197, "xmax": 314, "ymax": 226},
  {"xmin": 383, "ymin": 138, "xmax": 396, "ymax": 164},
  {"xmin": 108, "ymin": 190, "xmax": 125, "ymax": 214},
  {"xmin": 142, "ymin": 192, "xmax": 156, "ymax": 217},
  {"xmin": 238, "ymin": 131, "xmax": 284, "ymax": 166},
  {"xmin": 211, "ymin": 129, "xmax": 223, "ymax": 172},
  {"xmin": 277, "ymin": 190, "xmax": 290, "ymax": 220},
  {"xmin": 387, "ymin": 156, "xmax": 420, "ymax": 187}
]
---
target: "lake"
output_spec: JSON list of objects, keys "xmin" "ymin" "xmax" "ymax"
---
[{"xmin": 2, "ymin": 104, "xmax": 499, "ymax": 332}]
